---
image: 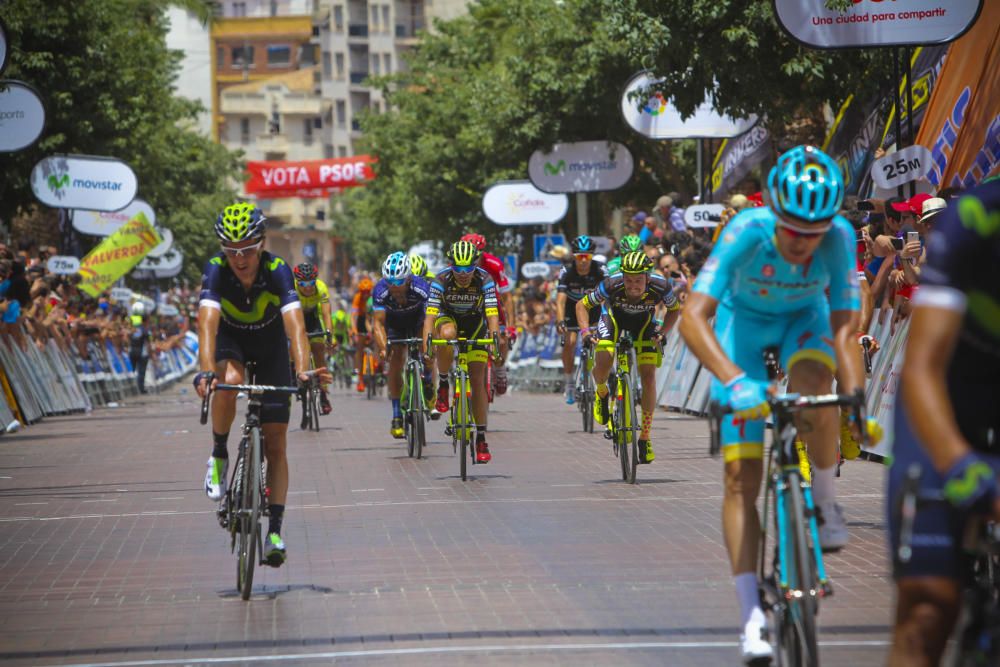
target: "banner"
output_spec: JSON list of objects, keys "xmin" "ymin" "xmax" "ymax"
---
[
  {"xmin": 774, "ymin": 0, "xmax": 983, "ymax": 49},
  {"xmin": 915, "ymin": 2, "xmax": 1000, "ymax": 189},
  {"xmin": 77, "ymin": 212, "xmax": 162, "ymax": 297},
  {"xmin": 73, "ymin": 198, "xmax": 156, "ymax": 236},
  {"xmin": 0, "ymin": 81, "xmax": 46, "ymax": 152},
  {"xmin": 31, "ymin": 154, "xmax": 138, "ymax": 212},
  {"xmin": 709, "ymin": 125, "xmax": 771, "ymax": 199},
  {"xmin": 528, "ymin": 141, "xmax": 633, "ymax": 193},
  {"xmin": 482, "ymin": 181, "xmax": 569, "ymax": 225},
  {"xmin": 245, "ymin": 156, "xmax": 376, "ymax": 198}
]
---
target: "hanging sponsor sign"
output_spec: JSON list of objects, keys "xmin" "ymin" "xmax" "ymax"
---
[
  {"xmin": 0, "ymin": 81, "xmax": 46, "ymax": 153},
  {"xmin": 245, "ymin": 156, "xmax": 376, "ymax": 197},
  {"xmin": 710, "ymin": 125, "xmax": 771, "ymax": 199},
  {"xmin": 72, "ymin": 198, "xmax": 156, "ymax": 236},
  {"xmin": 146, "ymin": 227, "xmax": 174, "ymax": 258},
  {"xmin": 684, "ymin": 204, "xmax": 726, "ymax": 228},
  {"xmin": 870, "ymin": 145, "xmax": 934, "ymax": 189},
  {"xmin": 0, "ymin": 18, "xmax": 8, "ymax": 76},
  {"xmin": 46, "ymin": 255, "xmax": 81, "ymax": 275},
  {"xmin": 110, "ymin": 287, "xmax": 133, "ymax": 303},
  {"xmin": 915, "ymin": 1, "xmax": 1000, "ymax": 189},
  {"xmin": 135, "ymin": 246, "xmax": 183, "ymax": 273},
  {"xmin": 521, "ymin": 262, "xmax": 551, "ymax": 279},
  {"xmin": 31, "ymin": 155, "xmax": 138, "ymax": 211},
  {"xmin": 77, "ymin": 212, "xmax": 162, "ymax": 297},
  {"xmin": 620, "ymin": 71, "xmax": 758, "ymax": 140},
  {"xmin": 483, "ymin": 181, "xmax": 569, "ymax": 225},
  {"xmin": 528, "ymin": 141, "xmax": 634, "ymax": 193},
  {"xmin": 774, "ymin": 0, "xmax": 983, "ymax": 49}
]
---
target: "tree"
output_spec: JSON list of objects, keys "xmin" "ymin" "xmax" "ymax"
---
[{"xmin": 0, "ymin": 0, "xmax": 241, "ymax": 283}]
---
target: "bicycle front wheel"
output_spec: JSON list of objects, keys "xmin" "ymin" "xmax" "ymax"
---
[
  {"xmin": 780, "ymin": 473, "xmax": 819, "ymax": 666},
  {"xmin": 310, "ymin": 388, "xmax": 320, "ymax": 431},
  {"xmin": 614, "ymin": 379, "xmax": 630, "ymax": 482},
  {"xmin": 238, "ymin": 429, "xmax": 262, "ymax": 600},
  {"xmin": 622, "ymin": 376, "xmax": 638, "ymax": 484}
]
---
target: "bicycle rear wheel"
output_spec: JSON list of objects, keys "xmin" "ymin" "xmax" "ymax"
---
[
  {"xmin": 237, "ymin": 429, "xmax": 262, "ymax": 600},
  {"xmin": 781, "ymin": 473, "xmax": 819, "ymax": 666},
  {"xmin": 458, "ymin": 377, "xmax": 469, "ymax": 481}
]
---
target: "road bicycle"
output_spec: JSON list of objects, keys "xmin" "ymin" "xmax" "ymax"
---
[
  {"xmin": 296, "ymin": 329, "xmax": 328, "ymax": 432},
  {"xmin": 600, "ymin": 331, "xmax": 649, "ymax": 484},
  {"xmin": 200, "ymin": 363, "xmax": 299, "ymax": 600},
  {"xmin": 390, "ymin": 337, "xmax": 431, "ymax": 459},
  {"xmin": 561, "ymin": 326, "xmax": 595, "ymax": 434},
  {"xmin": 896, "ymin": 464, "xmax": 1000, "ymax": 666},
  {"xmin": 329, "ymin": 343, "xmax": 354, "ymax": 389},
  {"xmin": 709, "ymin": 389, "xmax": 865, "ymax": 666},
  {"xmin": 430, "ymin": 334, "xmax": 497, "ymax": 481}
]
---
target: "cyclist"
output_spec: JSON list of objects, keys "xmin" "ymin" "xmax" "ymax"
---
[
  {"xmin": 351, "ymin": 277, "xmax": 375, "ymax": 392},
  {"xmin": 372, "ymin": 252, "xmax": 432, "ymax": 439},
  {"xmin": 292, "ymin": 262, "xmax": 333, "ymax": 415},
  {"xmin": 460, "ymin": 233, "xmax": 514, "ymax": 393},
  {"xmin": 409, "ymin": 253, "xmax": 437, "ymax": 281},
  {"xmin": 423, "ymin": 240, "xmax": 501, "ymax": 463},
  {"xmin": 555, "ymin": 235, "xmax": 608, "ymax": 404},
  {"xmin": 576, "ymin": 251, "xmax": 681, "ymax": 462},
  {"xmin": 887, "ymin": 179, "xmax": 1000, "ymax": 666},
  {"xmin": 677, "ymin": 145, "xmax": 872, "ymax": 664},
  {"xmin": 193, "ymin": 202, "xmax": 328, "ymax": 568},
  {"xmin": 330, "ymin": 304, "xmax": 350, "ymax": 348},
  {"xmin": 605, "ymin": 234, "xmax": 643, "ymax": 275}
]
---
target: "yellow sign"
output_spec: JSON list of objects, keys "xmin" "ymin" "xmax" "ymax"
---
[{"xmin": 78, "ymin": 212, "xmax": 162, "ymax": 297}]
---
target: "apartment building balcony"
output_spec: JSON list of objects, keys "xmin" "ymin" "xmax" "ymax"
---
[
  {"xmin": 348, "ymin": 23, "xmax": 369, "ymax": 37},
  {"xmin": 256, "ymin": 133, "xmax": 290, "ymax": 155},
  {"xmin": 219, "ymin": 92, "xmax": 268, "ymax": 115},
  {"xmin": 349, "ymin": 71, "xmax": 369, "ymax": 85},
  {"xmin": 282, "ymin": 93, "xmax": 322, "ymax": 115}
]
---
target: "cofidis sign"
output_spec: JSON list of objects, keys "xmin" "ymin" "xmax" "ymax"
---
[
  {"xmin": 482, "ymin": 181, "xmax": 569, "ymax": 226},
  {"xmin": 31, "ymin": 155, "xmax": 138, "ymax": 211},
  {"xmin": 528, "ymin": 141, "xmax": 634, "ymax": 194}
]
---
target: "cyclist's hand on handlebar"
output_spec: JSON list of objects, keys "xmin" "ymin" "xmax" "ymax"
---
[
  {"xmin": 556, "ymin": 321, "xmax": 566, "ymax": 334},
  {"xmin": 193, "ymin": 371, "xmax": 216, "ymax": 399},
  {"xmin": 858, "ymin": 333, "xmax": 880, "ymax": 355},
  {"xmin": 723, "ymin": 374, "xmax": 771, "ymax": 420}
]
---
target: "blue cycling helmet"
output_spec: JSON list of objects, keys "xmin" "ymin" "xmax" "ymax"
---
[
  {"xmin": 381, "ymin": 251, "xmax": 411, "ymax": 281},
  {"xmin": 767, "ymin": 145, "xmax": 844, "ymax": 224},
  {"xmin": 570, "ymin": 235, "xmax": 593, "ymax": 254}
]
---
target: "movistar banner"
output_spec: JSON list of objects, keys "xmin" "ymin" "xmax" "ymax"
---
[{"xmin": 77, "ymin": 212, "xmax": 162, "ymax": 297}]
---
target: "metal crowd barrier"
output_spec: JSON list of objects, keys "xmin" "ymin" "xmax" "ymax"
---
[{"xmin": 507, "ymin": 325, "xmax": 565, "ymax": 392}]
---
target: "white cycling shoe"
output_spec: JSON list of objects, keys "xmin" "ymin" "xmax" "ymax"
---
[
  {"xmin": 204, "ymin": 456, "xmax": 229, "ymax": 501},
  {"xmin": 817, "ymin": 499, "xmax": 849, "ymax": 551},
  {"xmin": 740, "ymin": 615, "xmax": 773, "ymax": 665}
]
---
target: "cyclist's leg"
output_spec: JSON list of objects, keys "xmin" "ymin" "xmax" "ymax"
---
[
  {"xmin": 386, "ymin": 323, "xmax": 408, "ymax": 437},
  {"xmin": 204, "ymin": 329, "xmax": 246, "ymax": 500},
  {"xmin": 635, "ymin": 317, "xmax": 663, "ymax": 462},
  {"xmin": 433, "ymin": 316, "xmax": 457, "ymax": 412},
  {"xmin": 592, "ymin": 309, "xmax": 615, "ymax": 424},
  {"xmin": 561, "ymin": 314, "xmax": 576, "ymax": 400}
]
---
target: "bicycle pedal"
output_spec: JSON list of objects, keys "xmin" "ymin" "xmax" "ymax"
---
[{"xmin": 444, "ymin": 424, "xmax": 453, "ymax": 436}]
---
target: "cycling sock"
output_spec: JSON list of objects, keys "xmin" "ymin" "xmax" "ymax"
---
[
  {"xmin": 476, "ymin": 425, "xmax": 486, "ymax": 443},
  {"xmin": 596, "ymin": 382, "xmax": 608, "ymax": 398},
  {"xmin": 640, "ymin": 409, "xmax": 653, "ymax": 440},
  {"xmin": 564, "ymin": 373, "xmax": 573, "ymax": 390},
  {"xmin": 268, "ymin": 504, "xmax": 284, "ymax": 536},
  {"xmin": 734, "ymin": 572, "xmax": 762, "ymax": 626},
  {"xmin": 811, "ymin": 464, "xmax": 836, "ymax": 504},
  {"xmin": 391, "ymin": 398, "xmax": 401, "ymax": 418},
  {"xmin": 211, "ymin": 432, "xmax": 229, "ymax": 459}
]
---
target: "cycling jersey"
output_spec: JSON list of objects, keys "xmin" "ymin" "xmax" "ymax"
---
[
  {"xmin": 559, "ymin": 260, "xmax": 608, "ymax": 328},
  {"xmin": 479, "ymin": 253, "xmax": 511, "ymax": 294},
  {"xmin": 331, "ymin": 309, "xmax": 350, "ymax": 335},
  {"xmin": 427, "ymin": 267, "xmax": 499, "ymax": 320},
  {"xmin": 351, "ymin": 291, "xmax": 372, "ymax": 334},
  {"xmin": 372, "ymin": 276, "xmax": 430, "ymax": 338},
  {"xmin": 296, "ymin": 279, "xmax": 330, "ymax": 312},
  {"xmin": 198, "ymin": 251, "xmax": 300, "ymax": 333},
  {"xmin": 580, "ymin": 273, "xmax": 679, "ymax": 366}
]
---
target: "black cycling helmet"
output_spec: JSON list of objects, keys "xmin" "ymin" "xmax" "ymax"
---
[{"xmin": 570, "ymin": 235, "xmax": 593, "ymax": 254}]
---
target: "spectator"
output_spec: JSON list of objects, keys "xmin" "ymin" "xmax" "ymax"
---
[
  {"xmin": 129, "ymin": 303, "xmax": 153, "ymax": 394},
  {"xmin": 639, "ymin": 212, "xmax": 665, "ymax": 246},
  {"xmin": 654, "ymin": 195, "xmax": 688, "ymax": 234},
  {"xmin": 630, "ymin": 211, "xmax": 649, "ymax": 237}
]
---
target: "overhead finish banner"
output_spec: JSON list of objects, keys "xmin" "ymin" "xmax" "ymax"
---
[
  {"xmin": 709, "ymin": 125, "xmax": 772, "ymax": 200},
  {"xmin": 528, "ymin": 141, "xmax": 634, "ymax": 193},
  {"xmin": 245, "ymin": 156, "xmax": 376, "ymax": 198},
  {"xmin": 77, "ymin": 212, "xmax": 162, "ymax": 297},
  {"xmin": 774, "ymin": 0, "xmax": 983, "ymax": 49},
  {"xmin": 620, "ymin": 72, "xmax": 758, "ymax": 140},
  {"xmin": 915, "ymin": 1, "xmax": 1000, "ymax": 189}
]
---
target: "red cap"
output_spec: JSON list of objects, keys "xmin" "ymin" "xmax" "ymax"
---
[{"xmin": 889, "ymin": 192, "xmax": 932, "ymax": 215}]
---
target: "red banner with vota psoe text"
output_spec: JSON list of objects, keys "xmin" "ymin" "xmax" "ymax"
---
[{"xmin": 245, "ymin": 156, "xmax": 377, "ymax": 198}]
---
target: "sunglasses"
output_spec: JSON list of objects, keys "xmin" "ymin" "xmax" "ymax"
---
[
  {"xmin": 452, "ymin": 264, "xmax": 476, "ymax": 274},
  {"xmin": 386, "ymin": 276, "xmax": 407, "ymax": 286},
  {"xmin": 297, "ymin": 279, "xmax": 316, "ymax": 288},
  {"xmin": 776, "ymin": 220, "xmax": 830, "ymax": 239},
  {"xmin": 574, "ymin": 253, "xmax": 593, "ymax": 261},
  {"xmin": 221, "ymin": 240, "xmax": 263, "ymax": 257}
]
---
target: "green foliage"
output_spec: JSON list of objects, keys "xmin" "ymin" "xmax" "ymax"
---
[{"xmin": 0, "ymin": 0, "xmax": 240, "ymax": 284}]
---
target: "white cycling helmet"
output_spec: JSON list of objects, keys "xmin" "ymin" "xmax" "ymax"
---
[
  {"xmin": 131, "ymin": 302, "xmax": 145, "ymax": 316},
  {"xmin": 381, "ymin": 251, "xmax": 411, "ymax": 282}
]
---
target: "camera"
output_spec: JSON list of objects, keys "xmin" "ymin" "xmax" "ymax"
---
[{"xmin": 857, "ymin": 200, "xmax": 876, "ymax": 211}]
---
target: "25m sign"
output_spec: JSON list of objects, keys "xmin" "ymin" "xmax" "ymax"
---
[{"xmin": 245, "ymin": 156, "xmax": 377, "ymax": 198}]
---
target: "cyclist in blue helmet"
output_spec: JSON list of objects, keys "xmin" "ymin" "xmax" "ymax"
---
[{"xmin": 556, "ymin": 236, "xmax": 608, "ymax": 403}]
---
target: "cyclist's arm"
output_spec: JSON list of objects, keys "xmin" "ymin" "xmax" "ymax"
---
[
  {"xmin": 575, "ymin": 284, "xmax": 603, "ymax": 333},
  {"xmin": 678, "ymin": 291, "xmax": 742, "ymax": 384},
  {"xmin": 350, "ymin": 305, "xmax": 361, "ymax": 335},
  {"xmin": 196, "ymin": 304, "xmax": 220, "ymax": 375},
  {"xmin": 831, "ymin": 308, "xmax": 864, "ymax": 392},
  {"xmin": 555, "ymin": 292, "xmax": 567, "ymax": 323},
  {"xmin": 483, "ymin": 277, "xmax": 501, "ymax": 339},
  {"xmin": 423, "ymin": 281, "xmax": 442, "ymax": 351},
  {"xmin": 320, "ymin": 300, "xmax": 333, "ymax": 337},
  {"xmin": 859, "ymin": 276, "xmax": 875, "ymax": 334},
  {"xmin": 282, "ymin": 305, "xmax": 311, "ymax": 378},
  {"xmin": 372, "ymin": 310, "xmax": 388, "ymax": 355}
]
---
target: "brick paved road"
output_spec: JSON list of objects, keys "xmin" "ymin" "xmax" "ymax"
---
[{"xmin": 0, "ymin": 381, "xmax": 894, "ymax": 666}]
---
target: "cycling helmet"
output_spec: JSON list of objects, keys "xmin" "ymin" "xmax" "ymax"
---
[
  {"xmin": 409, "ymin": 254, "xmax": 429, "ymax": 276},
  {"xmin": 447, "ymin": 240, "xmax": 481, "ymax": 267},
  {"xmin": 618, "ymin": 234, "xmax": 642, "ymax": 254},
  {"xmin": 767, "ymin": 145, "xmax": 844, "ymax": 224},
  {"xmin": 620, "ymin": 251, "xmax": 653, "ymax": 274},
  {"xmin": 461, "ymin": 233, "xmax": 487, "ymax": 251},
  {"xmin": 571, "ymin": 235, "xmax": 593, "ymax": 254},
  {"xmin": 293, "ymin": 262, "xmax": 318, "ymax": 282},
  {"xmin": 381, "ymin": 252, "xmax": 411, "ymax": 281},
  {"xmin": 131, "ymin": 302, "xmax": 145, "ymax": 316},
  {"xmin": 215, "ymin": 202, "xmax": 266, "ymax": 242},
  {"xmin": 358, "ymin": 277, "xmax": 374, "ymax": 293}
]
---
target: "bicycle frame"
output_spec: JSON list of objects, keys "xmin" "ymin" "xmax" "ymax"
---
[
  {"xmin": 390, "ymin": 338, "xmax": 428, "ymax": 459},
  {"xmin": 610, "ymin": 332, "xmax": 640, "ymax": 484}
]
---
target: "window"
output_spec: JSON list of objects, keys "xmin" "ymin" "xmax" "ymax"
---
[
  {"xmin": 313, "ymin": 116, "xmax": 322, "ymax": 129},
  {"xmin": 240, "ymin": 118, "xmax": 250, "ymax": 145},
  {"xmin": 335, "ymin": 53, "xmax": 345, "ymax": 79},
  {"xmin": 324, "ymin": 144, "xmax": 335, "ymax": 159},
  {"xmin": 383, "ymin": 53, "xmax": 391, "ymax": 73},
  {"xmin": 382, "ymin": 5, "xmax": 390, "ymax": 32},
  {"xmin": 267, "ymin": 45, "xmax": 291, "ymax": 67},
  {"xmin": 333, "ymin": 6, "xmax": 344, "ymax": 31},
  {"xmin": 303, "ymin": 119, "xmax": 314, "ymax": 145},
  {"xmin": 371, "ymin": 5, "xmax": 379, "ymax": 29},
  {"xmin": 231, "ymin": 45, "xmax": 254, "ymax": 68},
  {"xmin": 336, "ymin": 100, "xmax": 346, "ymax": 127},
  {"xmin": 270, "ymin": 0, "xmax": 278, "ymax": 17},
  {"xmin": 322, "ymin": 52, "xmax": 332, "ymax": 78},
  {"xmin": 216, "ymin": 46, "xmax": 224, "ymax": 70},
  {"xmin": 338, "ymin": 145, "xmax": 348, "ymax": 158},
  {"xmin": 232, "ymin": 1, "xmax": 247, "ymax": 17},
  {"xmin": 372, "ymin": 54, "xmax": 380, "ymax": 75}
]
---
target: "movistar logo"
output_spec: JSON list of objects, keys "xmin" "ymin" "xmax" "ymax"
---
[
  {"xmin": 959, "ymin": 195, "xmax": 1000, "ymax": 238},
  {"xmin": 544, "ymin": 160, "xmax": 566, "ymax": 175},
  {"xmin": 48, "ymin": 173, "xmax": 70, "ymax": 193}
]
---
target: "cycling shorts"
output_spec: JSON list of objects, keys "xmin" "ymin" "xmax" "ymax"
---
[
  {"xmin": 304, "ymin": 310, "xmax": 327, "ymax": 343},
  {"xmin": 888, "ymin": 404, "xmax": 1000, "ymax": 580},
  {"xmin": 710, "ymin": 301, "xmax": 835, "ymax": 462},
  {"xmin": 595, "ymin": 308, "xmax": 662, "ymax": 368},
  {"xmin": 386, "ymin": 313, "xmax": 423, "ymax": 343},
  {"xmin": 215, "ymin": 324, "xmax": 292, "ymax": 424},
  {"xmin": 434, "ymin": 312, "xmax": 489, "ymax": 364}
]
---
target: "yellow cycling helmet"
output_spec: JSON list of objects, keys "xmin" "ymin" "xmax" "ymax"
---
[
  {"xmin": 620, "ymin": 251, "xmax": 653, "ymax": 274},
  {"xmin": 409, "ymin": 254, "xmax": 429, "ymax": 276},
  {"xmin": 215, "ymin": 202, "xmax": 266, "ymax": 243},
  {"xmin": 447, "ymin": 240, "xmax": 480, "ymax": 268}
]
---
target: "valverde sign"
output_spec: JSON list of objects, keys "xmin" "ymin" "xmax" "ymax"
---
[
  {"xmin": 31, "ymin": 155, "xmax": 138, "ymax": 211},
  {"xmin": 774, "ymin": 0, "xmax": 983, "ymax": 49},
  {"xmin": 528, "ymin": 141, "xmax": 634, "ymax": 194},
  {"xmin": 482, "ymin": 181, "xmax": 569, "ymax": 226},
  {"xmin": 621, "ymin": 71, "xmax": 758, "ymax": 140},
  {"xmin": 0, "ymin": 81, "xmax": 46, "ymax": 152}
]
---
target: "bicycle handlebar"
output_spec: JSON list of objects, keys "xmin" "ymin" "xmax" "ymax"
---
[
  {"xmin": 389, "ymin": 337, "xmax": 424, "ymax": 346},
  {"xmin": 199, "ymin": 382, "xmax": 301, "ymax": 425}
]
